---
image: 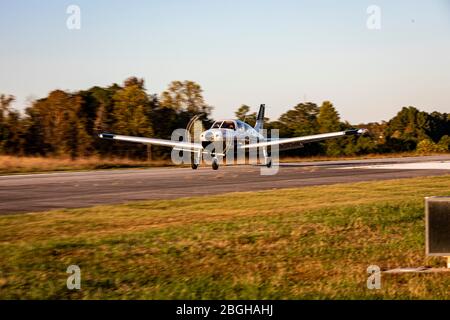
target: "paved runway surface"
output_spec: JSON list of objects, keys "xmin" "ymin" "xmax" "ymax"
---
[{"xmin": 0, "ymin": 155, "xmax": 449, "ymax": 214}]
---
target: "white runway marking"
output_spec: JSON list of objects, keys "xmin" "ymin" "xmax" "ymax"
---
[{"xmin": 342, "ymin": 161, "xmax": 450, "ymax": 170}]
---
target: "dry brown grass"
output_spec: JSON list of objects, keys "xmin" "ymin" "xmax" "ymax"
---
[
  {"xmin": 0, "ymin": 155, "xmax": 173, "ymax": 174},
  {"xmin": 1, "ymin": 152, "xmax": 446, "ymax": 175},
  {"xmin": 279, "ymin": 151, "xmax": 449, "ymax": 163}
]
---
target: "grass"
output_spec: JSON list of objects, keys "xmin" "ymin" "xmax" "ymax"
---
[
  {"xmin": 280, "ymin": 151, "xmax": 448, "ymax": 163},
  {"xmin": 0, "ymin": 152, "xmax": 447, "ymax": 175},
  {"xmin": 0, "ymin": 155, "xmax": 174, "ymax": 175},
  {"xmin": 0, "ymin": 175, "xmax": 450, "ymax": 299}
]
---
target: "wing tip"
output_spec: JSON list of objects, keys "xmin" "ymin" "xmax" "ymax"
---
[
  {"xmin": 99, "ymin": 133, "xmax": 115, "ymax": 139},
  {"xmin": 345, "ymin": 128, "xmax": 368, "ymax": 136}
]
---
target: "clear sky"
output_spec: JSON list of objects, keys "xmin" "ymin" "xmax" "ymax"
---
[{"xmin": 1, "ymin": 0, "xmax": 449, "ymax": 124}]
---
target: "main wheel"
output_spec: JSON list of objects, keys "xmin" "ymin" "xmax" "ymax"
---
[
  {"xmin": 191, "ymin": 152, "xmax": 200, "ymax": 170},
  {"xmin": 212, "ymin": 158, "xmax": 219, "ymax": 170},
  {"xmin": 266, "ymin": 158, "xmax": 272, "ymax": 168}
]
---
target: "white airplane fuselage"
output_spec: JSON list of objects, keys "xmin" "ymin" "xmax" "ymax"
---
[
  {"xmin": 193, "ymin": 118, "xmax": 271, "ymax": 170},
  {"xmin": 199, "ymin": 119, "xmax": 263, "ymax": 149}
]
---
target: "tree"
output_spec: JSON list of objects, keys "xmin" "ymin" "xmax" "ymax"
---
[
  {"xmin": 233, "ymin": 104, "xmax": 256, "ymax": 126},
  {"xmin": 234, "ymin": 104, "xmax": 249, "ymax": 119},
  {"xmin": 112, "ymin": 78, "xmax": 153, "ymax": 158},
  {"xmin": 437, "ymin": 135, "xmax": 450, "ymax": 152},
  {"xmin": 317, "ymin": 101, "xmax": 343, "ymax": 156},
  {"xmin": 416, "ymin": 139, "xmax": 443, "ymax": 154},
  {"xmin": 21, "ymin": 88, "xmax": 102, "ymax": 158},
  {"xmin": 0, "ymin": 94, "xmax": 14, "ymax": 118},
  {"xmin": 85, "ymin": 84, "xmax": 123, "ymax": 157},
  {"xmin": 22, "ymin": 104, "xmax": 48, "ymax": 156},
  {"xmin": 428, "ymin": 111, "xmax": 450, "ymax": 142},
  {"xmin": 0, "ymin": 95, "xmax": 19, "ymax": 154},
  {"xmin": 112, "ymin": 78, "xmax": 152, "ymax": 136},
  {"xmin": 384, "ymin": 106, "xmax": 434, "ymax": 151},
  {"xmin": 279, "ymin": 102, "xmax": 319, "ymax": 137},
  {"xmin": 277, "ymin": 102, "xmax": 320, "ymax": 156},
  {"xmin": 92, "ymin": 84, "xmax": 121, "ymax": 133},
  {"xmin": 2, "ymin": 110, "xmax": 24, "ymax": 155},
  {"xmin": 20, "ymin": 90, "xmax": 93, "ymax": 158},
  {"xmin": 317, "ymin": 101, "xmax": 341, "ymax": 133},
  {"xmin": 153, "ymin": 80, "xmax": 213, "ymax": 158},
  {"xmin": 3, "ymin": 77, "xmax": 448, "ymax": 160},
  {"xmin": 160, "ymin": 80, "xmax": 211, "ymax": 115}
]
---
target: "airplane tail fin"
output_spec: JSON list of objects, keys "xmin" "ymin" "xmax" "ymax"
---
[{"xmin": 254, "ymin": 104, "xmax": 265, "ymax": 132}]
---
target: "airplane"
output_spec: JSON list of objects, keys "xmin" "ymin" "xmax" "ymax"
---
[{"xmin": 99, "ymin": 104, "xmax": 368, "ymax": 170}]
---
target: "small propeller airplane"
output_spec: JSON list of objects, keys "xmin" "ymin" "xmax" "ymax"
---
[{"xmin": 100, "ymin": 104, "xmax": 368, "ymax": 170}]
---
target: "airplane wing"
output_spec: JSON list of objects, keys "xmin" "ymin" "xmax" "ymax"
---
[
  {"xmin": 240, "ymin": 129, "xmax": 367, "ymax": 150},
  {"xmin": 99, "ymin": 133, "xmax": 203, "ymax": 152}
]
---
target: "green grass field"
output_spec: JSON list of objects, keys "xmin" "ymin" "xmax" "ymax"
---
[{"xmin": 0, "ymin": 175, "xmax": 449, "ymax": 299}]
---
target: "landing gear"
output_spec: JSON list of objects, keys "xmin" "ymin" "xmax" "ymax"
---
[
  {"xmin": 212, "ymin": 157, "xmax": 219, "ymax": 170},
  {"xmin": 191, "ymin": 151, "xmax": 201, "ymax": 170},
  {"xmin": 263, "ymin": 147, "xmax": 272, "ymax": 168}
]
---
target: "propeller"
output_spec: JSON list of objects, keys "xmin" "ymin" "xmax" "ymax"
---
[{"xmin": 186, "ymin": 115, "xmax": 205, "ymax": 144}]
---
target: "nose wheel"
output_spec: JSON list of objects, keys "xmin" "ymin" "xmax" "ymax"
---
[
  {"xmin": 266, "ymin": 157, "xmax": 272, "ymax": 168},
  {"xmin": 191, "ymin": 163, "xmax": 198, "ymax": 170},
  {"xmin": 212, "ymin": 158, "xmax": 219, "ymax": 170}
]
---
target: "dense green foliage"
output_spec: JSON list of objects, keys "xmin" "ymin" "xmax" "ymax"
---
[{"xmin": 0, "ymin": 78, "xmax": 448, "ymax": 159}]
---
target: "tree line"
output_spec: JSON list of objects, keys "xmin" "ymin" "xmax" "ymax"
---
[{"xmin": 0, "ymin": 77, "xmax": 449, "ymax": 160}]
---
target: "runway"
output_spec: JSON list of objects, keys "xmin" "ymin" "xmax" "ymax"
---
[{"xmin": 0, "ymin": 155, "xmax": 449, "ymax": 215}]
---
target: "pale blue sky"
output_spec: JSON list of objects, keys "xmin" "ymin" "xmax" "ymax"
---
[{"xmin": 1, "ymin": 0, "xmax": 449, "ymax": 123}]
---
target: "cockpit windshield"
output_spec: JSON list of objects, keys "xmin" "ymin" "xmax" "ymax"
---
[
  {"xmin": 211, "ymin": 121, "xmax": 223, "ymax": 129},
  {"xmin": 211, "ymin": 120, "xmax": 236, "ymax": 130},
  {"xmin": 221, "ymin": 121, "xmax": 236, "ymax": 130}
]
